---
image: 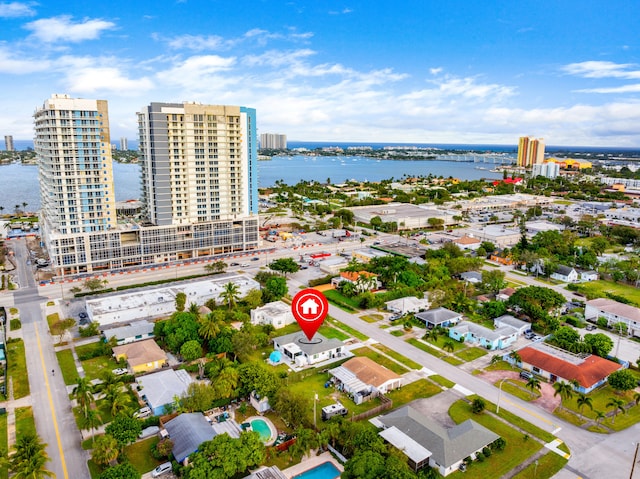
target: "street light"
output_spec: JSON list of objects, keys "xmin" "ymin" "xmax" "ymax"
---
[{"xmin": 496, "ymin": 378, "xmax": 508, "ymax": 414}]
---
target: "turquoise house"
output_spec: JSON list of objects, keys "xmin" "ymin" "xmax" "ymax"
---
[{"xmin": 449, "ymin": 321, "xmax": 518, "ymax": 351}]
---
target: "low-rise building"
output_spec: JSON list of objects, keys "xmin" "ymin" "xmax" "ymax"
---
[
  {"xmin": 101, "ymin": 320, "xmax": 155, "ymax": 345},
  {"xmin": 331, "ymin": 271, "xmax": 381, "ymax": 292},
  {"xmin": 250, "ymin": 301, "xmax": 295, "ymax": 329},
  {"xmin": 449, "ymin": 321, "xmax": 518, "ymax": 350},
  {"xmin": 137, "ymin": 369, "xmax": 194, "ymax": 415},
  {"xmin": 493, "ymin": 315, "xmax": 530, "ymax": 335},
  {"xmin": 385, "ymin": 296, "xmax": 430, "ymax": 315},
  {"xmin": 272, "ymin": 332, "xmax": 344, "ymax": 367},
  {"xmin": 415, "ymin": 308, "xmax": 462, "ymax": 329},
  {"xmin": 585, "ymin": 298, "xmax": 640, "ymax": 337},
  {"xmin": 452, "ymin": 235, "xmax": 481, "ymax": 250},
  {"xmin": 460, "ymin": 271, "xmax": 483, "ymax": 284},
  {"xmin": 329, "ymin": 356, "xmax": 403, "ymax": 400},
  {"xmin": 465, "ymin": 225, "xmax": 521, "ymax": 248},
  {"xmin": 112, "ymin": 339, "xmax": 167, "ymax": 374}
]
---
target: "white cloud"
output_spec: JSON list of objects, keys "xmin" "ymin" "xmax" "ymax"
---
[
  {"xmin": 562, "ymin": 61, "xmax": 640, "ymax": 80},
  {"xmin": 167, "ymin": 34, "xmax": 232, "ymax": 51},
  {"xmin": 24, "ymin": 15, "xmax": 116, "ymax": 43},
  {"xmin": 63, "ymin": 66, "xmax": 154, "ymax": 95},
  {"xmin": 429, "ymin": 67, "xmax": 442, "ymax": 75},
  {"xmin": 0, "ymin": 46, "xmax": 49, "ymax": 73},
  {"xmin": 576, "ymin": 84, "xmax": 640, "ymax": 94},
  {"xmin": 0, "ymin": 1, "xmax": 35, "ymax": 17}
]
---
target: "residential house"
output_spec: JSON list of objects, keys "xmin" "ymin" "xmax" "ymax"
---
[
  {"xmin": 137, "ymin": 369, "xmax": 193, "ymax": 416},
  {"xmin": 385, "ymin": 295, "xmax": 430, "ymax": 315},
  {"xmin": 415, "ymin": 308, "xmax": 462, "ymax": 329},
  {"xmin": 242, "ymin": 466, "xmax": 288, "ymax": 479},
  {"xmin": 513, "ymin": 343, "xmax": 622, "ymax": 393},
  {"xmin": 585, "ymin": 298, "xmax": 640, "ymax": 337},
  {"xmin": 101, "ymin": 320, "xmax": 155, "ymax": 346},
  {"xmin": 493, "ymin": 315, "xmax": 531, "ymax": 335},
  {"xmin": 112, "ymin": 339, "xmax": 167, "ymax": 374},
  {"xmin": 375, "ymin": 406, "xmax": 499, "ymax": 476},
  {"xmin": 496, "ymin": 287, "xmax": 516, "ymax": 302},
  {"xmin": 580, "ymin": 270, "xmax": 599, "ymax": 282},
  {"xmin": 351, "ymin": 248, "xmax": 389, "ymax": 263},
  {"xmin": 460, "ymin": 271, "xmax": 483, "ymax": 284},
  {"xmin": 331, "ymin": 271, "xmax": 381, "ymax": 292},
  {"xmin": 250, "ymin": 301, "xmax": 295, "ymax": 329},
  {"xmin": 452, "ymin": 235, "xmax": 481, "ymax": 251},
  {"xmin": 330, "ymin": 356, "xmax": 403, "ymax": 402},
  {"xmin": 449, "ymin": 321, "xmax": 518, "ymax": 351},
  {"xmin": 272, "ymin": 332, "xmax": 344, "ymax": 367},
  {"xmin": 551, "ymin": 265, "xmax": 579, "ymax": 283}
]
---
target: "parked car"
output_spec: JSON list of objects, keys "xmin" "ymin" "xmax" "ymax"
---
[
  {"xmin": 524, "ymin": 331, "xmax": 535, "ymax": 340},
  {"xmin": 133, "ymin": 406, "xmax": 152, "ymax": 419},
  {"xmin": 78, "ymin": 312, "xmax": 88, "ymax": 320},
  {"xmin": 112, "ymin": 368, "xmax": 128, "ymax": 376},
  {"xmin": 519, "ymin": 371, "xmax": 533, "ymax": 380},
  {"xmin": 586, "ymin": 324, "xmax": 596, "ymax": 331},
  {"xmin": 251, "ymin": 257, "xmax": 260, "ymax": 261},
  {"xmin": 230, "ymin": 262, "xmax": 239, "ymax": 266},
  {"xmin": 151, "ymin": 462, "xmax": 172, "ymax": 477}
]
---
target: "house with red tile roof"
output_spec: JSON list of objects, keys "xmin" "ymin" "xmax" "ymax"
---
[
  {"xmin": 331, "ymin": 271, "xmax": 381, "ymax": 291},
  {"xmin": 514, "ymin": 343, "xmax": 622, "ymax": 393}
]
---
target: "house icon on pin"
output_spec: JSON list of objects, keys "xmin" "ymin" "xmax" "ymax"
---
[{"xmin": 301, "ymin": 298, "xmax": 319, "ymax": 315}]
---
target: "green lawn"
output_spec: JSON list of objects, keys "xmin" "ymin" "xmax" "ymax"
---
[
  {"xmin": 81, "ymin": 356, "xmax": 119, "ymax": 381},
  {"xmin": 0, "ymin": 412, "xmax": 7, "ymax": 479},
  {"xmin": 558, "ymin": 385, "xmax": 640, "ymax": 431},
  {"xmin": 573, "ymin": 280, "xmax": 640, "ymax": 306},
  {"xmin": 428, "ymin": 335, "xmax": 465, "ymax": 351},
  {"xmin": 455, "ymin": 347, "xmax": 489, "ymax": 362},
  {"xmin": 350, "ymin": 347, "xmax": 408, "ymax": 374},
  {"xmin": 406, "ymin": 338, "xmax": 464, "ymax": 365},
  {"xmin": 387, "ymin": 379, "xmax": 441, "ymax": 408},
  {"xmin": 15, "ymin": 407, "xmax": 36, "ymax": 438},
  {"xmin": 360, "ymin": 314, "xmax": 383, "ymax": 323},
  {"xmin": 7, "ymin": 340, "xmax": 29, "ymax": 399},
  {"xmin": 390, "ymin": 330, "xmax": 406, "ymax": 337},
  {"xmin": 429, "ymin": 375, "xmax": 456, "ymax": 389},
  {"xmin": 123, "ymin": 436, "xmax": 163, "ymax": 475},
  {"xmin": 477, "ymin": 397, "xmax": 556, "ymax": 443},
  {"xmin": 56, "ymin": 349, "xmax": 79, "ymax": 385},
  {"xmin": 373, "ymin": 344, "xmax": 422, "ymax": 370},
  {"xmin": 446, "ymin": 400, "xmax": 543, "ymax": 479},
  {"xmin": 327, "ymin": 318, "xmax": 368, "ymax": 341},
  {"xmin": 46, "ymin": 312, "xmax": 60, "ymax": 331},
  {"xmin": 87, "ymin": 459, "xmax": 103, "ymax": 479},
  {"xmin": 498, "ymin": 379, "xmax": 540, "ymax": 402},
  {"xmin": 485, "ymin": 360, "xmax": 517, "ymax": 372},
  {"xmin": 323, "ymin": 289, "xmax": 361, "ymax": 310},
  {"xmin": 318, "ymin": 324, "xmax": 349, "ymax": 341},
  {"xmin": 75, "ymin": 341, "xmax": 104, "ymax": 358},
  {"xmin": 511, "ymin": 451, "xmax": 568, "ymax": 479}
]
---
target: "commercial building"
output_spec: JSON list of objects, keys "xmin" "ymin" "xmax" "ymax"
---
[
  {"xmin": 517, "ymin": 137, "xmax": 545, "ymax": 168},
  {"xmin": 4, "ymin": 135, "xmax": 13, "ymax": 151},
  {"xmin": 35, "ymin": 96, "xmax": 260, "ymax": 276},
  {"xmin": 259, "ymin": 133, "xmax": 287, "ymax": 149}
]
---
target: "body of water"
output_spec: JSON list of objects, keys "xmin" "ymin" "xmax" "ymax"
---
[{"xmin": 0, "ymin": 155, "xmax": 501, "ymax": 213}]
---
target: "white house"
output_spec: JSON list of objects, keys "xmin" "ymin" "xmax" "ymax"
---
[
  {"xmin": 585, "ymin": 298, "xmax": 640, "ymax": 337},
  {"xmin": 272, "ymin": 332, "xmax": 344, "ymax": 367},
  {"xmin": 101, "ymin": 320, "xmax": 155, "ymax": 345},
  {"xmin": 580, "ymin": 270, "xmax": 599, "ymax": 282},
  {"xmin": 493, "ymin": 315, "xmax": 531, "ymax": 335},
  {"xmin": 385, "ymin": 296, "xmax": 430, "ymax": 315},
  {"xmin": 329, "ymin": 356, "xmax": 403, "ymax": 402},
  {"xmin": 250, "ymin": 301, "xmax": 295, "ymax": 329},
  {"xmin": 550, "ymin": 265, "xmax": 579, "ymax": 283}
]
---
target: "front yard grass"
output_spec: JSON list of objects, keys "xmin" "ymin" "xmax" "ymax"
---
[
  {"xmin": 81, "ymin": 356, "xmax": 120, "ymax": 381},
  {"xmin": 429, "ymin": 374, "xmax": 456, "ymax": 389},
  {"xmin": 455, "ymin": 347, "xmax": 489, "ymax": 362},
  {"xmin": 350, "ymin": 346, "xmax": 408, "ymax": 374},
  {"xmin": 498, "ymin": 379, "xmax": 540, "ymax": 402},
  {"xmin": 318, "ymin": 323, "xmax": 350, "ymax": 341},
  {"xmin": 485, "ymin": 360, "xmax": 517, "ymax": 372},
  {"xmin": 0, "ymin": 412, "xmax": 7, "ymax": 479},
  {"xmin": 360, "ymin": 314, "xmax": 383, "ymax": 323},
  {"xmin": 123, "ymin": 436, "xmax": 162, "ymax": 475},
  {"xmin": 46, "ymin": 312, "xmax": 59, "ymax": 331},
  {"xmin": 15, "ymin": 407, "xmax": 36, "ymax": 438},
  {"xmin": 558, "ymin": 385, "xmax": 640, "ymax": 431},
  {"xmin": 327, "ymin": 317, "xmax": 368, "ymax": 341},
  {"xmin": 7, "ymin": 339, "xmax": 29, "ymax": 399},
  {"xmin": 573, "ymin": 280, "xmax": 640, "ymax": 306},
  {"xmin": 511, "ymin": 450, "xmax": 568, "ymax": 479},
  {"xmin": 406, "ymin": 338, "xmax": 464, "ymax": 365},
  {"xmin": 387, "ymin": 379, "xmax": 441, "ymax": 408},
  {"xmin": 372, "ymin": 344, "xmax": 422, "ymax": 370},
  {"xmin": 447, "ymin": 399, "xmax": 543, "ymax": 479},
  {"xmin": 323, "ymin": 289, "xmax": 361, "ymax": 310},
  {"xmin": 56, "ymin": 349, "xmax": 79, "ymax": 385}
]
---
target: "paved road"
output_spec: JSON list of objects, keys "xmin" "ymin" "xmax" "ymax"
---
[
  {"xmin": 288, "ymin": 274, "xmax": 640, "ymax": 479},
  {"xmin": 9, "ymin": 238, "xmax": 88, "ymax": 479}
]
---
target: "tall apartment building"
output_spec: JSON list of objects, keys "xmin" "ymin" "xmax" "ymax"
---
[
  {"xmin": 120, "ymin": 137, "xmax": 128, "ymax": 151},
  {"xmin": 4, "ymin": 135, "xmax": 14, "ymax": 151},
  {"xmin": 517, "ymin": 137, "xmax": 545, "ymax": 168},
  {"xmin": 35, "ymin": 96, "xmax": 259, "ymax": 277},
  {"xmin": 260, "ymin": 133, "xmax": 287, "ymax": 149}
]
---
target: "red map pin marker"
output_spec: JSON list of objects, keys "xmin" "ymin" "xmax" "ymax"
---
[{"xmin": 291, "ymin": 288, "xmax": 329, "ymax": 340}]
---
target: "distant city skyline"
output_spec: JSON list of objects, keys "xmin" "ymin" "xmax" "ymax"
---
[{"xmin": 1, "ymin": 1, "xmax": 639, "ymax": 146}]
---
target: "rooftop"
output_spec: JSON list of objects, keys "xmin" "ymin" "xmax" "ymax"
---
[
  {"xmin": 415, "ymin": 307, "xmax": 461, "ymax": 325},
  {"xmin": 273, "ymin": 331, "xmax": 343, "ymax": 356},
  {"xmin": 340, "ymin": 356, "xmax": 401, "ymax": 388},
  {"xmin": 586, "ymin": 298, "xmax": 640, "ymax": 322},
  {"xmin": 138, "ymin": 369, "xmax": 193, "ymax": 410},
  {"xmin": 165, "ymin": 413, "xmax": 216, "ymax": 463},
  {"xmin": 112, "ymin": 339, "xmax": 167, "ymax": 368}
]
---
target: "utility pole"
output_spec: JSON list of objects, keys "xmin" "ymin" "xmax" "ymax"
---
[{"xmin": 630, "ymin": 442, "xmax": 639, "ymax": 479}]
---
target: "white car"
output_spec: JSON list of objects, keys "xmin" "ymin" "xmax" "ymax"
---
[
  {"xmin": 133, "ymin": 406, "xmax": 152, "ymax": 419},
  {"xmin": 112, "ymin": 368, "xmax": 128, "ymax": 376},
  {"xmin": 151, "ymin": 462, "xmax": 172, "ymax": 477}
]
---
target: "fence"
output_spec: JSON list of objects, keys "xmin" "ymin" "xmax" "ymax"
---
[{"xmin": 349, "ymin": 394, "xmax": 392, "ymax": 422}]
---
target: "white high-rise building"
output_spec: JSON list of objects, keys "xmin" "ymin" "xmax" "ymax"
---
[
  {"xmin": 35, "ymin": 96, "xmax": 259, "ymax": 277},
  {"xmin": 120, "ymin": 137, "xmax": 128, "ymax": 151},
  {"xmin": 260, "ymin": 133, "xmax": 287, "ymax": 149},
  {"xmin": 4, "ymin": 135, "xmax": 14, "ymax": 151}
]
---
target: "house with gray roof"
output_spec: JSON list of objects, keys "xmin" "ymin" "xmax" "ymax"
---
[
  {"xmin": 165, "ymin": 413, "xmax": 217, "ymax": 464},
  {"xmin": 493, "ymin": 314, "xmax": 531, "ymax": 335},
  {"xmin": 250, "ymin": 301, "xmax": 295, "ymax": 329},
  {"xmin": 449, "ymin": 321, "xmax": 519, "ymax": 350},
  {"xmin": 101, "ymin": 320, "xmax": 155, "ymax": 345},
  {"xmin": 385, "ymin": 295, "xmax": 430, "ymax": 315},
  {"xmin": 551, "ymin": 265, "xmax": 579, "ymax": 283},
  {"xmin": 137, "ymin": 369, "xmax": 193, "ymax": 416},
  {"xmin": 376, "ymin": 406, "xmax": 499, "ymax": 476},
  {"xmin": 585, "ymin": 298, "xmax": 640, "ymax": 337},
  {"xmin": 415, "ymin": 308, "xmax": 462, "ymax": 329},
  {"xmin": 460, "ymin": 271, "xmax": 483, "ymax": 284},
  {"xmin": 272, "ymin": 332, "xmax": 344, "ymax": 366}
]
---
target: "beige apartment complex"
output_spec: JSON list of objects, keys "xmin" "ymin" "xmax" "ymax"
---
[{"xmin": 517, "ymin": 136, "xmax": 545, "ymax": 168}]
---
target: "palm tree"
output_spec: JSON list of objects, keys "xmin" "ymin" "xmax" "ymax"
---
[
  {"xmin": 425, "ymin": 328, "xmax": 440, "ymax": 343},
  {"xmin": 212, "ymin": 366, "xmax": 239, "ymax": 399},
  {"xmin": 594, "ymin": 409, "xmax": 606, "ymax": 425},
  {"xmin": 110, "ymin": 390, "xmax": 133, "ymax": 416},
  {"xmin": 220, "ymin": 282, "xmax": 240, "ymax": 310},
  {"xmin": 9, "ymin": 433, "xmax": 54, "ymax": 478},
  {"xmin": 606, "ymin": 397, "xmax": 626, "ymax": 424},
  {"xmin": 525, "ymin": 376, "xmax": 541, "ymax": 397},
  {"xmin": 199, "ymin": 310, "xmax": 225, "ymax": 340},
  {"xmin": 634, "ymin": 392, "xmax": 640, "ymax": 406},
  {"xmin": 79, "ymin": 408, "xmax": 102, "ymax": 444},
  {"xmin": 509, "ymin": 350, "xmax": 521, "ymax": 366},
  {"xmin": 576, "ymin": 393, "xmax": 593, "ymax": 420},
  {"xmin": 442, "ymin": 340, "xmax": 455, "ymax": 354},
  {"xmin": 91, "ymin": 434, "xmax": 119, "ymax": 466},
  {"xmin": 72, "ymin": 377, "xmax": 95, "ymax": 417},
  {"xmin": 553, "ymin": 381, "xmax": 574, "ymax": 406}
]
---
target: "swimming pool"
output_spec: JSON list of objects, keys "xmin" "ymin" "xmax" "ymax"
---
[
  {"xmin": 249, "ymin": 418, "xmax": 272, "ymax": 442},
  {"xmin": 294, "ymin": 461, "xmax": 340, "ymax": 479}
]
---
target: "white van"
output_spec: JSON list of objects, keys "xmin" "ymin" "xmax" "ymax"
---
[
  {"xmin": 151, "ymin": 462, "xmax": 172, "ymax": 477},
  {"xmin": 133, "ymin": 406, "xmax": 152, "ymax": 419}
]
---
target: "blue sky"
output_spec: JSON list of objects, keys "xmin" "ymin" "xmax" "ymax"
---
[{"xmin": 1, "ymin": 0, "xmax": 639, "ymax": 146}]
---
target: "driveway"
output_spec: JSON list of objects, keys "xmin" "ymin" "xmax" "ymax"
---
[{"xmin": 406, "ymin": 390, "xmax": 463, "ymax": 428}]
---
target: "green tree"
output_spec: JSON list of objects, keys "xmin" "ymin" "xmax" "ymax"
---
[
  {"xmin": 175, "ymin": 292, "xmax": 187, "ymax": 312},
  {"xmin": 97, "ymin": 462, "xmax": 141, "ymax": 479},
  {"xmin": 480, "ymin": 300, "xmax": 507, "ymax": 319},
  {"xmin": 231, "ymin": 330, "xmax": 258, "ymax": 362},
  {"xmin": 91, "ymin": 434, "xmax": 119, "ymax": 465},
  {"xmin": 481, "ymin": 269, "xmax": 506, "ymax": 295},
  {"xmin": 263, "ymin": 276, "xmax": 288, "ymax": 302},
  {"xmin": 220, "ymin": 282, "xmax": 241, "ymax": 310},
  {"xmin": 273, "ymin": 388, "xmax": 309, "ymax": 428},
  {"xmin": 212, "ymin": 365, "xmax": 240, "ymax": 400},
  {"xmin": 72, "ymin": 377, "xmax": 95, "ymax": 418},
  {"xmin": 268, "ymin": 257, "xmax": 300, "ymax": 276},
  {"xmin": 79, "ymin": 408, "xmax": 103, "ymax": 442},
  {"xmin": 242, "ymin": 288, "xmax": 263, "ymax": 309},
  {"xmin": 583, "ymin": 333, "xmax": 614, "ymax": 357},
  {"xmin": 553, "ymin": 381, "xmax": 574, "ymax": 403},
  {"xmin": 84, "ymin": 278, "xmax": 108, "ymax": 292},
  {"xmin": 471, "ymin": 398, "xmax": 486, "ymax": 414},
  {"xmin": 343, "ymin": 450, "xmax": 386, "ymax": 479},
  {"xmin": 509, "ymin": 350, "xmax": 521, "ymax": 365},
  {"xmin": 199, "ymin": 310, "xmax": 225, "ymax": 341},
  {"xmin": 576, "ymin": 393, "xmax": 593, "ymax": 419},
  {"xmin": 607, "ymin": 369, "xmax": 637, "ymax": 393},
  {"xmin": 182, "ymin": 382, "xmax": 216, "ymax": 412},
  {"xmin": 370, "ymin": 216, "xmax": 382, "ymax": 230},
  {"xmin": 237, "ymin": 362, "xmax": 280, "ymax": 398},
  {"xmin": 442, "ymin": 340, "xmax": 456, "ymax": 353},
  {"xmin": 606, "ymin": 397, "xmax": 626, "ymax": 423},
  {"xmin": 526, "ymin": 376, "xmax": 541, "ymax": 396},
  {"xmin": 205, "ymin": 261, "xmax": 227, "ymax": 274},
  {"xmin": 9, "ymin": 433, "xmax": 54, "ymax": 479},
  {"xmin": 181, "ymin": 339, "xmax": 204, "ymax": 362},
  {"xmin": 105, "ymin": 415, "xmax": 142, "ymax": 449}
]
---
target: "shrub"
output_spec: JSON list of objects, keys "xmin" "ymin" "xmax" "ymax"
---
[
  {"xmin": 475, "ymin": 451, "xmax": 485, "ymax": 462},
  {"xmin": 308, "ymin": 274, "xmax": 335, "ymax": 287},
  {"xmin": 597, "ymin": 317, "xmax": 608, "ymax": 329},
  {"xmin": 564, "ymin": 316, "xmax": 585, "ymax": 328},
  {"xmin": 482, "ymin": 446, "xmax": 492, "ymax": 457},
  {"xmin": 9, "ymin": 318, "xmax": 21, "ymax": 330},
  {"xmin": 79, "ymin": 321, "xmax": 100, "ymax": 337},
  {"xmin": 471, "ymin": 398, "xmax": 486, "ymax": 414}
]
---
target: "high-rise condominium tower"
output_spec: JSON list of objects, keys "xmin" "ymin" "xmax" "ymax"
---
[
  {"xmin": 260, "ymin": 133, "xmax": 287, "ymax": 149},
  {"xmin": 138, "ymin": 102, "xmax": 258, "ymax": 226},
  {"xmin": 4, "ymin": 135, "xmax": 14, "ymax": 151},
  {"xmin": 517, "ymin": 137, "xmax": 545, "ymax": 168},
  {"xmin": 120, "ymin": 137, "xmax": 128, "ymax": 151},
  {"xmin": 34, "ymin": 95, "xmax": 116, "ymax": 236}
]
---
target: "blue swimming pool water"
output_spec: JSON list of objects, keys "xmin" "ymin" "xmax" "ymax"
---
[
  {"xmin": 294, "ymin": 461, "xmax": 340, "ymax": 479},
  {"xmin": 250, "ymin": 418, "xmax": 272, "ymax": 442}
]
